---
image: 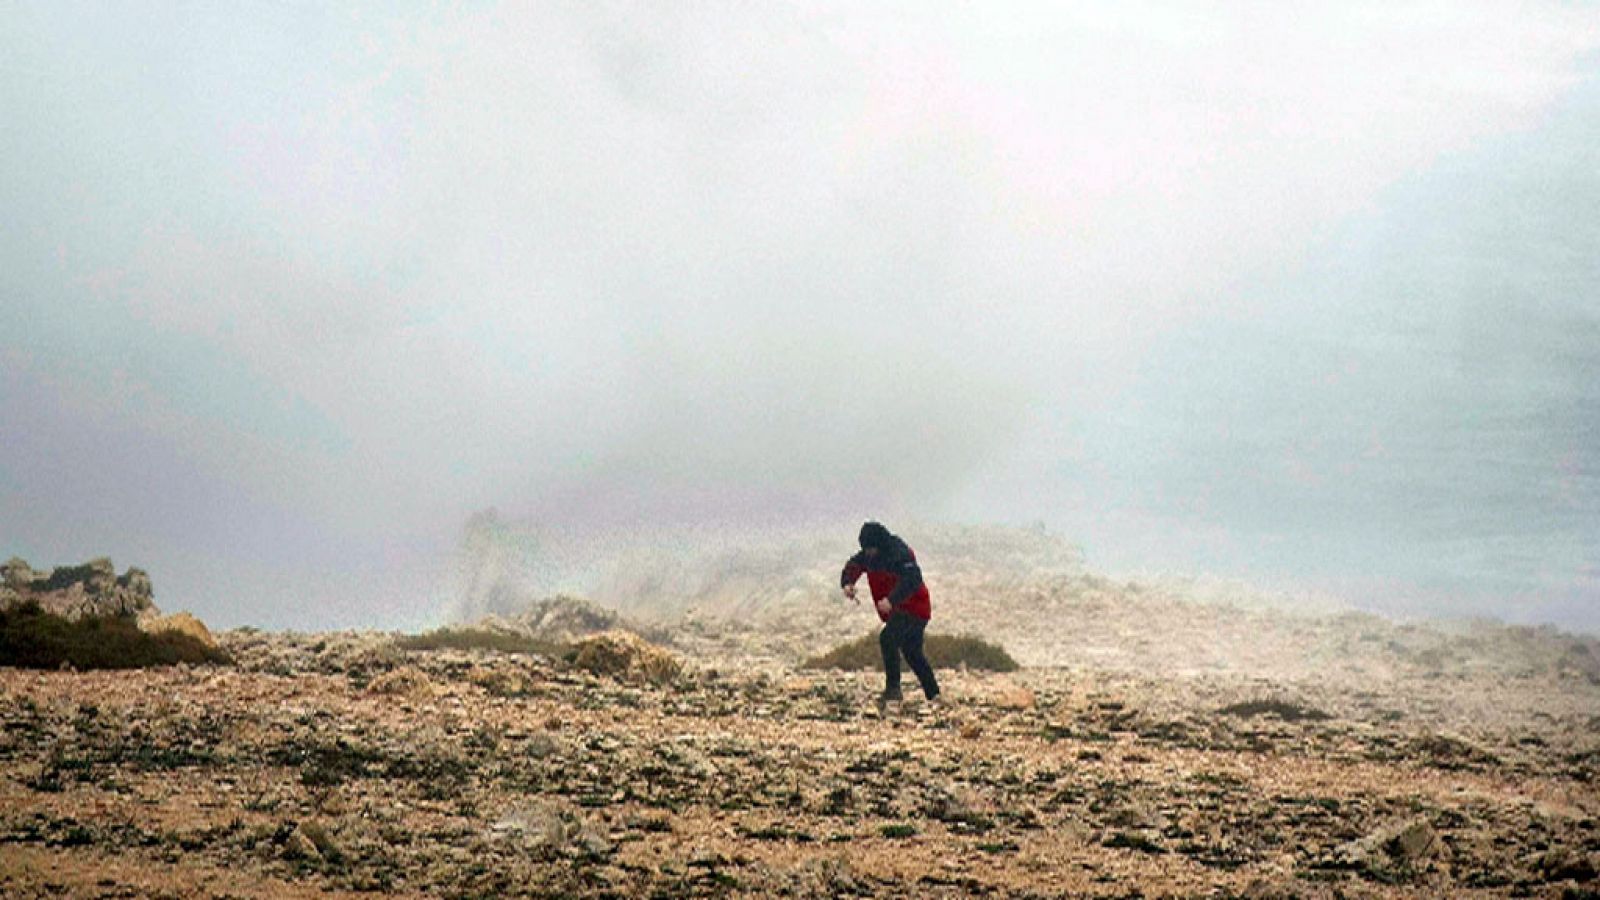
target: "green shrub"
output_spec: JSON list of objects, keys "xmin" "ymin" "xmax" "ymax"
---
[
  {"xmin": 803, "ymin": 632, "xmax": 1019, "ymax": 672},
  {"xmin": 0, "ymin": 602, "xmax": 230, "ymax": 670},
  {"xmin": 395, "ymin": 627, "xmax": 566, "ymax": 657}
]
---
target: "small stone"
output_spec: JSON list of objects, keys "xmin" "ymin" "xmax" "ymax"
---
[{"xmin": 573, "ymin": 824, "xmax": 613, "ymax": 859}]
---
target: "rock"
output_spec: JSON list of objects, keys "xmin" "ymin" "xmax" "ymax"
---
[
  {"xmin": 1335, "ymin": 817, "xmax": 1439, "ymax": 874},
  {"xmin": 567, "ymin": 630, "xmax": 681, "ymax": 685},
  {"xmin": 921, "ymin": 783, "xmax": 991, "ymax": 833},
  {"xmin": 572, "ymin": 823, "xmax": 614, "ymax": 859},
  {"xmin": 367, "ymin": 665, "xmax": 434, "ymax": 697},
  {"xmin": 988, "ymin": 679, "xmax": 1036, "ymax": 710},
  {"xmin": 1533, "ymin": 848, "xmax": 1598, "ymax": 883},
  {"xmin": 139, "ymin": 612, "xmax": 218, "ymax": 650},
  {"xmin": 0, "ymin": 557, "xmax": 158, "ymax": 620},
  {"xmin": 283, "ymin": 827, "xmax": 321, "ymax": 861},
  {"xmin": 294, "ymin": 821, "xmax": 342, "ymax": 862},
  {"xmin": 1106, "ymin": 802, "xmax": 1165, "ymax": 831},
  {"xmin": 1103, "ymin": 830, "xmax": 1166, "ymax": 854},
  {"xmin": 2, "ymin": 557, "xmax": 35, "ymax": 587},
  {"xmin": 118, "ymin": 568, "xmax": 153, "ymax": 599},
  {"xmin": 492, "ymin": 802, "xmax": 570, "ymax": 854},
  {"xmin": 525, "ymin": 730, "xmax": 563, "ymax": 759},
  {"xmin": 1388, "ymin": 819, "xmax": 1439, "ymax": 859}
]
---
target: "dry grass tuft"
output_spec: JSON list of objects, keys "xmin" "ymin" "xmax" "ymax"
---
[
  {"xmin": 394, "ymin": 627, "xmax": 566, "ymax": 658},
  {"xmin": 1216, "ymin": 699, "xmax": 1331, "ymax": 722},
  {"xmin": 566, "ymin": 630, "xmax": 681, "ymax": 685},
  {"xmin": 803, "ymin": 631, "xmax": 1019, "ymax": 672}
]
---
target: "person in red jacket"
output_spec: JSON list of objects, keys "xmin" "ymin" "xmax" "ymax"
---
[{"xmin": 841, "ymin": 521, "xmax": 941, "ymax": 711}]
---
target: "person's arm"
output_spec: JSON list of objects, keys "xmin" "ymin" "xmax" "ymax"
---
[
  {"xmin": 883, "ymin": 547, "xmax": 923, "ymax": 608},
  {"xmin": 841, "ymin": 552, "xmax": 866, "ymax": 599}
]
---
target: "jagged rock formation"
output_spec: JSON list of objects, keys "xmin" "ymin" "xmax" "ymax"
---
[{"xmin": 0, "ymin": 557, "xmax": 157, "ymax": 621}]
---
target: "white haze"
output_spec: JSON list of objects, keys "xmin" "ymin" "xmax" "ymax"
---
[{"xmin": 1, "ymin": 3, "xmax": 1597, "ymax": 631}]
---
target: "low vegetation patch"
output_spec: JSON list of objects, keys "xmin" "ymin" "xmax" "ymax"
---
[
  {"xmin": 394, "ymin": 627, "xmax": 566, "ymax": 657},
  {"xmin": 566, "ymin": 630, "xmax": 681, "ymax": 685},
  {"xmin": 0, "ymin": 601, "xmax": 229, "ymax": 670},
  {"xmin": 1216, "ymin": 699, "xmax": 1331, "ymax": 722},
  {"xmin": 804, "ymin": 632, "xmax": 1019, "ymax": 672}
]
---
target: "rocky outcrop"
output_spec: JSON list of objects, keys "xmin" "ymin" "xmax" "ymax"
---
[{"xmin": 1, "ymin": 557, "xmax": 157, "ymax": 620}]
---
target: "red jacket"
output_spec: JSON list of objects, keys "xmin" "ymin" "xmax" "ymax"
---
[{"xmin": 841, "ymin": 537, "xmax": 931, "ymax": 622}]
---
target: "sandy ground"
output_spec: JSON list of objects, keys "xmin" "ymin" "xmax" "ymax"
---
[{"xmin": 2, "ymin": 591, "xmax": 1597, "ymax": 900}]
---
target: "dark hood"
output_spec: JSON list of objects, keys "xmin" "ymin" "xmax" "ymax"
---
[{"xmin": 858, "ymin": 521, "xmax": 892, "ymax": 551}]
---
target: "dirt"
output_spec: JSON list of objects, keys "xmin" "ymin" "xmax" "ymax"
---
[{"xmin": 2, "ymin": 578, "xmax": 1598, "ymax": 898}]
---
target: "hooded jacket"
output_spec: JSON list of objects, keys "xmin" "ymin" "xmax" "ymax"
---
[{"xmin": 841, "ymin": 523, "xmax": 932, "ymax": 622}]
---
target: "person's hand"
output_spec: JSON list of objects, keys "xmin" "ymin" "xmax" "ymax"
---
[
  {"xmin": 876, "ymin": 598, "xmax": 892, "ymax": 617},
  {"xmin": 843, "ymin": 584, "xmax": 858, "ymax": 603}
]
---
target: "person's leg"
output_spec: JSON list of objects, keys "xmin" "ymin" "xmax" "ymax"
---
[
  {"xmin": 878, "ymin": 619, "xmax": 904, "ymax": 699},
  {"xmin": 898, "ymin": 615, "xmax": 941, "ymax": 700}
]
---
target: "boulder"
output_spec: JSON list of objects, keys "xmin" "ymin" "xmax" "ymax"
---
[{"xmin": 1334, "ymin": 817, "xmax": 1439, "ymax": 875}]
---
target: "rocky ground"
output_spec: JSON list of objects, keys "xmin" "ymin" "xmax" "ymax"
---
[{"xmin": 2, "ymin": 538, "xmax": 1598, "ymax": 898}]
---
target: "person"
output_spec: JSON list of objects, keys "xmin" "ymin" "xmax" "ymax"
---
[{"xmin": 840, "ymin": 521, "xmax": 941, "ymax": 712}]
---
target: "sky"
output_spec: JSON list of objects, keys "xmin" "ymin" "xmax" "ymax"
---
[{"xmin": 2, "ymin": 2, "xmax": 1598, "ymax": 632}]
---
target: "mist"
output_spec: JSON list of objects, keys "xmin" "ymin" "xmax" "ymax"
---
[{"xmin": 2, "ymin": 3, "xmax": 1597, "ymax": 632}]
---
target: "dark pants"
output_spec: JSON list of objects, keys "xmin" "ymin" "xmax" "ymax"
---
[{"xmin": 880, "ymin": 612, "xmax": 940, "ymax": 700}]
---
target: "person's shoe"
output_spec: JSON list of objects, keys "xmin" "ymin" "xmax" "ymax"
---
[{"xmin": 875, "ymin": 691, "xmax": 903, "ymax": 716}]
